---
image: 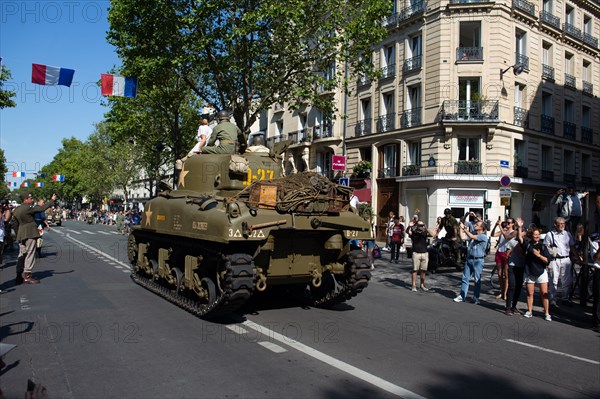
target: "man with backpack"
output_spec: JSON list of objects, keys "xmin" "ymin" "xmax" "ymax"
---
[{"xmin": 551, "ymin": 185, "xmax": 589, "ymax": 235}]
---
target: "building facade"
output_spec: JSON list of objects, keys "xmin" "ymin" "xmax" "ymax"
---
[{"xmin": 269, "ymin": 0, "xmax": 600, "ymax": 238}]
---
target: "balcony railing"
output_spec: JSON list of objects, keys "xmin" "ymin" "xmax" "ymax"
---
[
  {"xmin": 376, "ymin": 113, "xmax": 396, "ymax": 133},
  {"xmin": 383, "ymin": 13, "xmax": 397, "ymax": 28},
  {"xmin": 514, "ymin": 106, "xmax": 529, "ymax": 128},
  {"xmin": 455, "ymin": 161, "xmax": 482, "ymax": 175},
  {"xmin": 541, "ymin": 169, "xmax": 554, "ymax": 181},
  {"xmin": 398, "ymin": 1, "xmax": 426, "ymax": 21},
  {"xmin": 563, "ymin": 121, "xmax": 576, "ymax": 140},
  {"xmin": 541, "ymin": 114, "xmax": 555, "ymax": 134},
  {"xmin": 515, "ymin": 166, "xmax": 529, "ymax": 178},
  {"xmin": 456, "ymin": 47, "xmax": 483, "ymax": 61},
  {"xmin": 357, "ymin": 75, "xmax": 370, "ymax": 87},
  {"xmin": 354, "ymin": 119, "xmax": 372, "ymax": 137},
  {"xmin": 403, "ymin": 55, "xmax": 422, "ymax": 73},
  {"xmin": 449, "ymin": 0, "xmax": 489, "ymax": 3},
  {"xmin": 542, "ymin": 64, "xmax": 555, "ymax": 81},
  {"xmin": 441, "ymin": 100, "xmax": 499, "ymax": 122},
  {"xmin": 266, "ymin": 134, "xmax": 285, "ymax": 148},
  {"xmin": 400, "ymin": 107, "xmax": 422, "ymax": 128},
  {"xmin": 582, "ymin": 126, "xmax": 593, "ymax": 144},
  {"xmin": 377, "ymin": 167, "xmax": 398, "ymax": 178},
  {"xmin": 313, "ymin": 124, "xmax": 333, "ymax": 139},
  {"xmin": 513, "ymin": 0, "xmax": 536, "ymax": 16},
  {"xmin": 564, "ymin": 23, "xmax": 583, "ymax": 40},
  {"xmin": 583, "ymin": 32, "xmax": 599, "ymax": 48},
  {"xmin": 583, "ymin": 81, "xmax": 593, "ymax": 96},
  {"xmin": 565, "ymin": 73, "xmax": 576, "ymax": 89},
  {"xmin": 515, "ymin": 53, "xmax": 529, "ymax": 70},
  {"xmin": 540, "ymin": 10, "xmax": 561, "ymax": 29},
  {"xmin": 402, "ymin": 164, "xmax": 421, "ymax": 176},
  {"xmin": 380, "ymin": 63, "xmax": 396, "ymax": 79}
]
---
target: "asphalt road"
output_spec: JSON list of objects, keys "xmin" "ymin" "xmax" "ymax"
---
[{"xmin": 0, "ymin": 220, "xmax": 598, "ymax": 399}]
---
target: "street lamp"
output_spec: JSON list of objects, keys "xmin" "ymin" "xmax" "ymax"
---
[{"xmin": 500, "ymin": 64, "xmax": 524, "ymax": 96}]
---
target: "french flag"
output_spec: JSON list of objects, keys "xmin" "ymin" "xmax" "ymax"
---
[
  {"xmin": 35, "ymin": 182, "xmax": 44, "ymax": 187},
  {"xmin": 6, "ymin": 182, "xmax": 16, "ymax": 188},
  {"xmin": 101, "ymin": 74, "xmax": 138, "ymax": 98},
  {"xmin": 52, "ymin": 174, "xmax": 65, "ymax": 182},
  {"xmin": 32, "ymin": 63, "xmax": 75, "ymax": 87},
  {"xmin": 22, "ymin": 182, "xmax": 30, "ymax": 187},
  {"xmin": 12, "ymin": 171, "xmax": 26, "ymax": 177}
]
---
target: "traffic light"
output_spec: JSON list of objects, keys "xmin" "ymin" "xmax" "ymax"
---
[{"xmin": 484, "ymin": 201, "xmax": 492, "ymax": 209}]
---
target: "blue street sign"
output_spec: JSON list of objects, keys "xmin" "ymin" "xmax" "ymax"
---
[
  {"xmin": 339, "ymin": 177, "xmax": 350, "ymax": 187},
  {"xmin": 500, "ymin": 175, "xmax": 511, "ymax": 187},
  {"xmin": 500, "ymin": 160, "xmax": 510, "ymax": 168}
]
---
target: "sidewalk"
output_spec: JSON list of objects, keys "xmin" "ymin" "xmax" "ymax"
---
[{"xmin": 371, "ymin": 243, "xmax": 596, "ymax": 328}]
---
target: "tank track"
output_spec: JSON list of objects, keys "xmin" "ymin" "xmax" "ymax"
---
[
  {"xmin": 130, "ymin": 246, "xmax": 255, "ymax": 319},
  {"xmin": 310, "ymin": 250, "xmax": 371, "ymax": 308}
]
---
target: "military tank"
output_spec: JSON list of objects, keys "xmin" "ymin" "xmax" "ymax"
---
[{"xmin": 128, "ymin": 149, "xmax": 373, "ymax": 318}]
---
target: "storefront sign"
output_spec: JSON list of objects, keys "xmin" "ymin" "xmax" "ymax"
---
[
  {"xmin": 449, "ymin": 190, "xmax": 485, "ymax": 205},
  {"xmin": 332, "ymin": 155, "xmax": 346, "ymax": 171}
]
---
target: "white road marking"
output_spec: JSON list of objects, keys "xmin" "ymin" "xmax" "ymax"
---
[
  {"xmin": 242, "ymin": 320, "xmax": 426, "ymax": 399},
  {"xmin": 82, "ymin": 230, "xmax": 96, "ymax": 235},
  {"xmin": 505, "ymin": 339, "xmax": 600, "ymax": 365},
  {"xmin": 225, "ymin": 325, "xmax": 248, "ymax": 335},
  {"xmin": 257, "ymin": 341, "xmax": 287, "ymax": 354},
  {"xmin": 65, "ymin": 229, "xmax": 81, "ymax": 235},
  {"xmin": 98, "ymin": 231, "xmax": 111, "ymax": 235},
  {"xmin": 64, "ymin": 234, "xmax": 131, "ymax": 270},
  {"xmin": 20, "ymin": 295, "xmax": 30, "ymax": 310}
]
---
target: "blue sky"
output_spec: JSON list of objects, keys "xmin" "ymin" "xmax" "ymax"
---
[{"xmin": 1, "ymin": 1, "xmax": 119, "ymax": 188}]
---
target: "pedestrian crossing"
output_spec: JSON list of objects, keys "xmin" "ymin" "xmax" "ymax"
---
[{"xmin": 64, "ymin": 228, "xmax": 120, "ymax": 236}]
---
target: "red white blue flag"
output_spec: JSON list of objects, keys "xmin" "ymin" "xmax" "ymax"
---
[
  {"xmin": 12, "ymin": 171, "xmax": 26, "ymax": 177},
  {"xmin": 101, "ymin": 74, "xmax": 138, "ymax": 98},
  {"xmin": 32, "ymin": 63, "xmax": 75, "ymax": 87},
  {"xmin": 21, "ymin": 182, "xmax": 30, "ymax": 187},
  {"xmin": 52, "ymin": 174, "xmax": 65, "ymax": 182},
  {"xmin": 6, "ymin": 182, "xmax": 17, "ymax": 188},
  {"xmin": 35, "ymin": 182, "xmax": 44, "ymax": 187}
]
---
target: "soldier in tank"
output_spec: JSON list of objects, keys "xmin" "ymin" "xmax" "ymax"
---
[{"xmin": 201, "ymin": 110, "xmax": 242, "ymax": 154}]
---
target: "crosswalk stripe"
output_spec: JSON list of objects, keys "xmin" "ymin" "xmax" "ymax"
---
[
  {"xmin": 65, "ymin": 229, "xmax": 81, "ymax": 235},
  {"xmin": 82, "ymin": 230, "xmax": 95, "ymax": 235},
  {"xmin": 98, "ymin": 231, "xmax": 111, "ymax": 235}
]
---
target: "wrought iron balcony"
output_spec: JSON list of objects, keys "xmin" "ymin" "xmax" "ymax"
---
[
  {"xmin": 357, "ymin": 74, "xmax": 370, "ymax": 86},
  {"xmin": 515, "ymin": 53, "xmax": 529, "ymax": 70},
  {"xmin": 402, "ymin": 164, "xmax": 421, "ymax": 177},
  {"xmin": 564, "ymin": 23, "xmax": 583, "ymax": 40},
  {"xmin": 376, "ymin": 113, "xmax": 396, "ymax": 133},
  {"xmin": 398, "ymin": 1, "xmax": 426, "ymax": 21},
  {"xmin": 563, "ymin": 121, "xmax": 576, "ymax": 140},
  {"xmin": 513, "ymin": 106, "xmax": 529, "ymax": 128},
  {"xmin": 266, "ymin": 134, "xmax": 285, "ymax": 148},
  {"xmin": 383, "ymin": 13, "xmax": 397, "ymax": 28},
  {"xmin": 541, "ymin": 170, "xmax": 554, "ymax": 181},
  {"xmin": 400, "ymin": 108, "xmax": 422, "ymax": 128},
  {"xmin": 565, "ymin": 73, "xmax": 576, "ymax": 89},
  {"xmin": 513, "ymin": 0, "xmax": 536, "ymax": 16},
  {"xmin": 582, "ymin": 126, "xmax": 593, "ymax": 144},
  {"xmin": 456, "ymin": 47, "xmax": 483, "ymax": 61},
  {"xmin": 449, "ymin": 0, "xmax": 489, "ymax": 3},
  {"xmin": 583, "ymin": 33, "xmax": 598, "ymax": 48},
  {"xmin": 378, "ymin": 167, "xmax": 398, "ymax": 178},
  {"xmin": 455, "ymin": 161, "xmax": 482, "ymax": 175},
  {"xmin": 583, "ymin": 81, "xmax": 593, "ymax": 96},
  {"xmin": 380, "ymin": 63, "xmax": 396, "ymax": 79},
  {"xmin": 515, "ymin": 166, "xmax": 529, "ymax": 178},
  {"xmin": 354, "ymin": 118, "xmax": 372, "ymax": 137},
  {"xmin": 542, "ymin": 64, "xmax": 554, "ymax": 81},
  {"xmin": 540, "ymin": 10, "xmax": 561, "ymax": 29},
  {"xmin": 313, "ymin": 124, "xmax": 333, "ymax": 139},
  {"xmin": 403, "ymin": 55, "xmax": 422, "ymax": 73},
  {"xmin": 441, "ymin": 100, "xmax": 499, "ymax": 122},
  {"xmin": 541, "ymin": 114, "xmax": 555, "ymax": 135}
]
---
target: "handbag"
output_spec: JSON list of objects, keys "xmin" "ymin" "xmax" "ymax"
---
[{"xmin": 372, "ymin": 244, "xmax": 382, "ymax": 259}]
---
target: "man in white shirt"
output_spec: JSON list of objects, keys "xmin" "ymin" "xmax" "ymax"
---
[
  {"xmin": 543, "ymin": 217, "xmax": 577, "ymax": 307},
  {"xmin": 189, "ymin": 118, "xmax": 213, "ymax": 155},
  {"xmin": 551, "ymin": 184, "xmax": 589, "ymax": 235}
]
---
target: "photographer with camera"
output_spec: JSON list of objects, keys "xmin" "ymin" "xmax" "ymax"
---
[{"xmin": 551, "ymin": 184, "xmax": 589, "ymax": 235}]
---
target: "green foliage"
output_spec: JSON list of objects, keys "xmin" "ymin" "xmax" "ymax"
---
[
  {"xmin": 0, "ymin": 148, "xmax": 8, "ymax": 199},
  {"xmin": 107, "ymin": 0, "xmax": 390, "ymax": 133},
  {"xmin": 358, "ymin": 203, "xmax": 374, "ymax": 221},
  {"xmin": 352, "ymin": 160, "xmax": 372, "ymax": 178},
  {"xmin": 0, "ymin": 64, "xmax": 16, "ymax": 109}
]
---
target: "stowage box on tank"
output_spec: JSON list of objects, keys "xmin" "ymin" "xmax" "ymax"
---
[{"xmin": 128, "ymin": 150, "xmax": 373, "ymax": 318}]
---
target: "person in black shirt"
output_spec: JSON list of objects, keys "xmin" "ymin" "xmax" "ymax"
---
[
  {"xmin": 408, "ymin": 220, "xmax": 437, "ymax": 291},
  {"xmin": 523, "ymin": 227, "xmax": 552, "ymax": 321}
]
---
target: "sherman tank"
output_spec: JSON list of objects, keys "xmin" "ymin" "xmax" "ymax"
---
[{"xmin": 128, "ymin": 148, "xmax": 373, "ymax": 318}]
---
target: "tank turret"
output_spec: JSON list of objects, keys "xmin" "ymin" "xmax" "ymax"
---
[{"xmin": 128, "ymin": 150, "xmax": 373, "ymax": 318}]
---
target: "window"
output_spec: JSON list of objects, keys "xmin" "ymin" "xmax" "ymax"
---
[
  {"xmin": 582, "ymin": 154, "xmax": 591, "ymax": 178},
  {"xmin": 584, "ymin": 15, "xmax": 593, "ymax": 35},
  {"xmin": 377, "ymin": 92, "xmax": 395, "ymax": 132},
  {"xmin": 542, "ymin": 0, "xmax": 552, "ymax": 13},
  {"xmin": 276, "ymin": 119, "xmax": 283, "ymax": 136},
  {"xmin": 403, "ymin": 85, "xmax": 421, "ymax": 127},
  {"xmin": 565, "ymin": 52, "xmax": 574, "ymax": 75},
  {"xmin": 408, "ymin": 141, "xmax": 422, "ymax": 165},
  {"xmin": 582, "ymin": 106, "xmax": 591, "ymax": 128},
  {"xmin": 315, "ymin": 151, "xmax": 333, "ymax": 179},
  {"xmin": 515, "ymin": 29, "xmax": 528, "ymax": 69},
  {"xmin": 564, "ymin": 100, "xmax": 574, "ymax": 123},
  {"xmin": 459, "ymin": 78, "xmax": 480, "ymax": 119},
  {"xmin": 565, "ymin": 5, "xmax": 575, "ymax": 25},
  {"xmin": 361, "ymin": 98, "xmax": 371, "ymax": 120},
  {"xmin": 458, "ymin": 21, "xmax": 482, "ymax": 61},
  {"xmin": 381, "ymin": 144, "xmax": 398, "ymax": 177},
  {"xmin": 542, "ymin": 145, "xmax": 553, "ymax": 171},
  {"xmin": 514, "ymin": 84, "xmax": 525, "ymax": 108},
  {"xmin": 360, "ymin": 147, "xmax": 372, "ymax": 164},
  {"xmin": 583, "ymin": 60, "xmax": 592, "ymax": 82},
  {"xmin": 381, "ymin": 44, "xmax": 396, "ymax": 78},
  {"xmin": 514, "ymin": 139, "xmax": 527, "ymax": 167},
  {"xmin": 542, "ymin": 92, "xmax": 553, "ymax": 116},
  {"xmin": 563, "ymin": 150, "xmax": 575, "ymax": 175},
  {"xmin": 542, "ymin": 42, "xmax": 553, "ymax": 66},
  {"xmin": 408, "ymin": 34, "xmax": 422, "ymax": 58},
  {"xmin": 458, "ymin": 138, "xmax": 479, "ymax": 161}
]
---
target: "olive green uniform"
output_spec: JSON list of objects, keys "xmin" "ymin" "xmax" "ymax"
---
[
  {"xmin": 202, "ymin": 121, "xmax": 241, "ymax": 154},
  {"xmin": 439, "ymin": 215, "xmax": 462, "ymax": 262}
]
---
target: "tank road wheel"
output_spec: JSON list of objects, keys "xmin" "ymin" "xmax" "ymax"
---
[
  {"xmin": 127, "ymin": 234, "xmax": 138, "ymax": 265},
  {"xmin": 170, "ymin": 268, "xmax": 183, "ymax": 291},
  {"xmin": 201, "ymin": 277, "xmax": 217, "ymax": 305}
]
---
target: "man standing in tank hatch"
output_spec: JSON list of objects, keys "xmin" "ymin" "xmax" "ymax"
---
[{"xmin": 202, "ymin": 110, "xmax": 242, "ymax": 154}]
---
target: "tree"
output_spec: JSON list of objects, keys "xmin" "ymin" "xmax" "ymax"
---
[
  {"xmin": 0, "ymin": 63, "xmax": 17, "ymax": 109},
  {"xmin": 107, "ymin": 0, "xmax": 390, "ymax": 136},
  {"xmin": 0, "ymin": 148, "xmax": 9, "ymax": 199}
]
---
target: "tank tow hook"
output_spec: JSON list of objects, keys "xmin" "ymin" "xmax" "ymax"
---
[
  {"xmin": 311, "ymin": 268, "xmax": 322, "ymax": 288},
  {"xmin": 255, "ymin": 268, "xmax": 268, "ymax": 292}
]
